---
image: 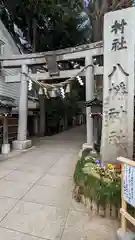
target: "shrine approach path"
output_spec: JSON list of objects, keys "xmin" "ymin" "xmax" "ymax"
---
[{"xmin": 0, "ymin": 126, "xmax": 119, "ymax": 240}]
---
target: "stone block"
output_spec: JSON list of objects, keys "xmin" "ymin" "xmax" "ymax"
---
[
  {"xmin": 117, "ymin": 228, "xmax": 135, "ymax": 240},
  {"xmin": 13, "ymin": 140, "xmax": 32, "ymax": 150},
  {"xmin": 2, "ymin": 144, "xmax": 10, "ymax": 155},
  {"xmin": 82, "ymin": 143, "xmax": 93, "ymax": 151}
]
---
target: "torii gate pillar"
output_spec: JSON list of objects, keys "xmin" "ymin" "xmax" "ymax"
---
[
  {"xmin": 13, "ymin": 64, "xmax": 32, "ymax": 150},
  {"xmin": 83, "ymin": 55, "xmax": 94, "ymax": 150}
]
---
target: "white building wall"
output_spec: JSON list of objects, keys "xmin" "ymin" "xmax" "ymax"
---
[{"xmin": 0, "ymin": 20, "xmax": 20, "ymax": 105}]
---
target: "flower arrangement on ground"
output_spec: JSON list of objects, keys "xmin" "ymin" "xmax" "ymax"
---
[{"xmin": 73, "ymin": 155, "xmax": 121, "ymax": 213}]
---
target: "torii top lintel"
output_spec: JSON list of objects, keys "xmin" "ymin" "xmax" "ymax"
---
[{"xmin": 0, "ymin": 41, "xmax": 103, "ymax": 68}]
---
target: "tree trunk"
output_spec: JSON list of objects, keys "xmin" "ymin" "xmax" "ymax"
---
[
  {"xmin": 26, "ymin": 17, "xmax": 31, "ymax": 45},
  {"xmin": 92, "ymin": 16, "xmax": 103, "ymax": 42},
  {"xmin": 32, "ymin": 18, "xmax": 37, "ymax": 52},
  {"xmin": 91, "ymin": 0, "xmax": 131, "ymax": 42}
]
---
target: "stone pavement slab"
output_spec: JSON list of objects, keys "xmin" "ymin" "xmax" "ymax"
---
[
  {"xmin": 37, "ymin": 174, "xmax": 73, "ymax": 188},
  {"xmin": 0, "ymin": 200, "xmax": 67, "ymax": 240},
  {"xmin": 0, "ymin": 227, "xmax": 45, "ymax": 240},
  {"xmin": 0, "ymin": 197, "xmax": 18, "ymax": 221},
  {"xmin": 4, "ymin": 169, "xmax": 41, "ymax": 184},
  {"xmin": 0, "ymin": 167, "xmax": 13, "ymax": 179},
  {"xmin": 23, "ymin": 184, "xmax": 72, "ymax": 209},
  {"xmin": 62, "ymin": 210, "xmax": 119, "ymax": 240},
  {"xmin": 0, "ymin": 179, "xmax": 32, "ymax": 199},
  {"xmin": 48, "ymin": 157, "xmax": 76, "ymax": 177},
  {"xmin": 16, "ymin": 163, "xmax": 48, "ymax": 175},
  {"xmin": 0, "ymin": 159, "xmax": 25, "ymax": 170}
]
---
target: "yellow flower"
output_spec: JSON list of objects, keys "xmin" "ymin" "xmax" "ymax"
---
[{"xmin": 107, "ymin": 164, "xmax": 114, "ymax": 169}]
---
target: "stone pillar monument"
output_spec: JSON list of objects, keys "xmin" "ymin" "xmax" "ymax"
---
[{"xmin": 102, "ymin": 8, "xmax": 135, "ymax": 162}]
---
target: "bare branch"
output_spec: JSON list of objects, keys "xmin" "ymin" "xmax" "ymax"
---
[
  {"xmin": 112, "ymin": 0, "xmax": 132, "ymax": 10},
  {"xmin": 100, "ymin": 0, "xmax": 109, "ymax": 16}
]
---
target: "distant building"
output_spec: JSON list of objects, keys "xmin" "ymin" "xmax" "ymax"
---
[{"xmin": 0, "ymin": 16, "xmax": 39, "ymax": 150}]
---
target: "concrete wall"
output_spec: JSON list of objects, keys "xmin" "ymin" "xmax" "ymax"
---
[{"xmin": 0, "ymin": 20, "xmax": 20, "ymax": 105}]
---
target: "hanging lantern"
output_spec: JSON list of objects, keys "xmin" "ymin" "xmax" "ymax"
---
[
  {"xmin": 48, "ymin": 88, "xmax": 57, "ymax": 98},
  {"xmin": 28, "ymin": 80, "xmax": 32, "ymax": 91},
  {"xmin": 44, "ymin": 88, "xmax": 47, "ymax": 94},
  {"xmin": 76, "ymin": 76, "xmax": 84, "ymax": 86},
  {"xmin": 65, "ymin": 84, "xmax": 70, "ymax": 93},
  {"xmin": 48, "ymin": 91, "xmax": 51, "ymax": 98},
  {"xmin": 38, "ymin": 87, "xmax": 44, "ymax": 95}
]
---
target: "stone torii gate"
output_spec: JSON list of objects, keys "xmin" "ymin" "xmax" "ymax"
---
[{"xmin": 0, "ymin": 41, "xmax": 103, "ymax": 151}]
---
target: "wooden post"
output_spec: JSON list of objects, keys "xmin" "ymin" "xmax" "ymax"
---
[
  {"xmin": 39, "ymin": 94, "xmax": 45, "ymax": 137},
  {"xmin": 3, "ymin": 114, "xmax": 8, "ymax": 145}
]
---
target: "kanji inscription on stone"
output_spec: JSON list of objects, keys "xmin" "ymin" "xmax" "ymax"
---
[
  {"xmin": 111, "ymin": 19, "xmax": 128, "ymax": 51},
  {"xmin": 111, "ymin": 19, "xmax": 127, "ymax": 34},
  {"xmin": 112, "ymin": 36, "xmax": 127, "ymax": 51}
]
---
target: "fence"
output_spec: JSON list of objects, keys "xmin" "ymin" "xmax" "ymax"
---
[{"xmin": 117, "ymin": 157, "xmax": 135, "ymax": 232}]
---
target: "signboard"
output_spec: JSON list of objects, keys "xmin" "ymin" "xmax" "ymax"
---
[
  {"xmin": 117, "ymin": 157, "xmax": 135, "ymax": 232},
  {"xmin": 123, "ymin": 164, "xmax": 135, "ymax": 207},
  {"xmin": 46, "ymin": 55, "xmax": 59, "ymax": 77},
  {"xmin": 102, "ymin": 8, "xmax": 135, "ymax": 162}
]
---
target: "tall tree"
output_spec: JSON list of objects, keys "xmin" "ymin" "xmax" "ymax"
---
[
  {"xmin": 87, "ymin": 0, "xmax": 133, "ymax": 42},
  {"xmin": 2, "ymin": 0, "xmax": 88, "ymax": 51}
]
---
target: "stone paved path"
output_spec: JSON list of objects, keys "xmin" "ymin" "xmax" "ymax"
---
[{"xmin": 0, "ymin": 126, "xmax": 119, "ymax": 240}]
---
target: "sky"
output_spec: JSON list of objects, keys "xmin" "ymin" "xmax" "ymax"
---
[{"xmin": 84, "ymin": 0, "xmax": 89, "ymax": 8}]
